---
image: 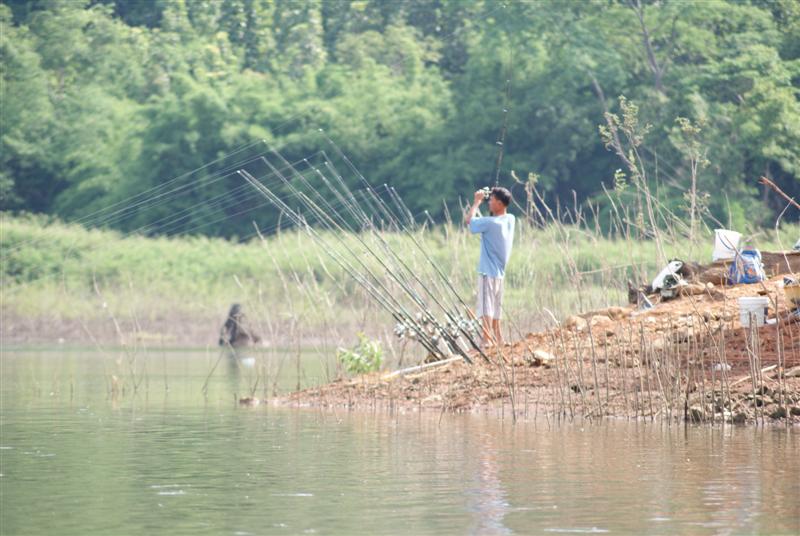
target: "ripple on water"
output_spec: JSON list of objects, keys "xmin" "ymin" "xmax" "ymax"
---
[
  {"xmin": 150, "ymin": 484, "xmax": 188, "ymax": 496},
  {"xmin": 543, "ymin": 529, "xmax": 610, "ymax": 534},
  {"xmin": 156, "ymin": 490, "xmax": 186, "ymax": 496}
]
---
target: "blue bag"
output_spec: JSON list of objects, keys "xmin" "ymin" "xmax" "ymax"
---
[{"xmin": 727, "ymin": 249, "xmax": 765, "ymax": 285}]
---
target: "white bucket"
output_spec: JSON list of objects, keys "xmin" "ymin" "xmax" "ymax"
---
[
  {"xmin": 713, "ymin": 229, "xmax": 741, "ymax": 261},
  {"xmin": 738, "ymin": 296, "xmax": 769, "ymax": 327}
]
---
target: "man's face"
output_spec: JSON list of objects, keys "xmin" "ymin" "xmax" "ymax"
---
[{"xmin": 488, "ymin": 194, "xmax": 504, "ymax": 214}]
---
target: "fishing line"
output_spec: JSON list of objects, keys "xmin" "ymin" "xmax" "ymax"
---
[
  {"xmin": 89, "ymin": 151, "xmax": 282, "ymax": 228},
  {"xmin": 5, "ymin": 151, "xmax": 327, "ymax": 257},
  {"xmin": 3, "ymin": 154, "xmax": 335, "ymax": 291},
  {"xmin": 4, "ymin": 141, "xmax": 272, "ymax": 253},
  {"xmin": 137, "ymin": 152, "xmax": 329, "ymax": 237},
  {"xmin": 4, "ymin": 147, "xmax": 278, "ymax": 253},
  {"xmin": 1, "ymin": 184, "xmax": 388, "ymax": 298},
  {"xmin": 64, "ymin": 140, "xmax": 266, "ymax": 227}
]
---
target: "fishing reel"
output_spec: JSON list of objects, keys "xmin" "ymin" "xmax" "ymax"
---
[{"xmin": 480, "ymin": 186, "xmax": 491, "ymax": 199}]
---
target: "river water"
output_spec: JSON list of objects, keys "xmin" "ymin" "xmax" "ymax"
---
[{"xmin": 2, "ymin": 350, "xmax": 798, "ymax": 535}]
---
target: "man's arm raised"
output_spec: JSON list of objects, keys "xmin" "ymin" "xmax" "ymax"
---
[{"xmin": 465, "ymin": 190, "xmax": 485, "ymax": 226}]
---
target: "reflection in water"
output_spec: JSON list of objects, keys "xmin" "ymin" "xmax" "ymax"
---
[
  {"xmin": 1, "ymin": 350, "xmax": 799, "ymax": 535},
  {"xmin": 224, "ymin": 349, "xmax": 260, "ymax": 401},
  {"xmin": 225, "ymin": 350, "xmax": 241, "ymax": 395},
  {"xmin": 465, "ymin": 431, "xmax": 511, "ymax": 535}
]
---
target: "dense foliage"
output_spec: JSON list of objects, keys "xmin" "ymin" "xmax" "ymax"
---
[{"xmin": 1, "ymin": 0, "xmax": 798, "ymax": 237}]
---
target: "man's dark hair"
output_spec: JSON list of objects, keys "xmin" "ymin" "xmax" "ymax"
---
[{"xmin": 490, "ymin": 187, "xmax": 512, "ymax": 207}]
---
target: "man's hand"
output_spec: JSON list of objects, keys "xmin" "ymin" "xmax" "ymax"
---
[{"xmin": 466, "ymin": 189, "xmax": 485, "ymax": 225}]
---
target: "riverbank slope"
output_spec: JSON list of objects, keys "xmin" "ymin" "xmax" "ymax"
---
[{"xmin": 278, "ymin": 270, "xmax": 800, "ymax": 425}]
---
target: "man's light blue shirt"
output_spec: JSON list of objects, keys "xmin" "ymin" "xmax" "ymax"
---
[{"xmin": 469, "ymin": 213, "xmax": 515, "ymax": 278}]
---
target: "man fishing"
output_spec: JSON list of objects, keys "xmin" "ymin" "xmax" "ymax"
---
[{"xmin": 465, "ymin": 187, "xmax": 515, "ymax": 348}]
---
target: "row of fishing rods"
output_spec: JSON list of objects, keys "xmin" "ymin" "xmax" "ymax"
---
[{"xmin": 238, "ymin": 134, "xmax": 491, "ymax": 365}]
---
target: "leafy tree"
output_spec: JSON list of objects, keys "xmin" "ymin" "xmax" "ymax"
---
[
  {"xmin": 0, "ymin": 4, "xmax": 56, "ymax": 210},
  {"xmin": 1, "ymin": 0, "xmax": 797, "ymax": 234}
]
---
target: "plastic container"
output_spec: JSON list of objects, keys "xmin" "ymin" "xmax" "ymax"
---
[
  {"xmin": 713, "ymin": 229, "xmax": 741, "ymax": 261},
  {"xmin": 738, "ymin": 296, "xmax": 769, "ymax": 327}
]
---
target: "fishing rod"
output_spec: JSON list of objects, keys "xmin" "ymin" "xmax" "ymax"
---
[
  {"xmin": 239, "ymin": 168, "xmax": 449, "ymax": 360},
  {"xmin": 349, "ymin": 181, "xmax": 470, "ymax": 324},
  {"xmin": 238, "ymin": 169, "xmax": 419, "ymax": 330},
  {"xmin": 307, "ymin": 164, "xmax": 481, "ymax": 362},
  {"xmin": 288, "ymin": 152, "xmax": 481, "ymax": 350},
  {"xmin": 315, "ymin": 134, "xmax": 491, "ymax": 362},
  {"xmin": 492, "ymin": 75, "xmax": 512, "ymax": 187},
  {"xmin": 244, "ymin": 151, "xmax": 481, "ymax": 363},
  {"xmin": 258, "ymin": 156, "xmax": 472, "ymax": 363},
  {"xmin": 492, "ymin": 32, "xmax": 514, "ymax": 187},
  {"xmin": 362, "ymin": 184, "xmax": 472, "ymax": 322},
  {"xmin": 318, "ymin": 141, "xmax": 487, "ymax": 353},
  {"xmin": 276, "ymin": 145, "xmax": 488, "ymax": 363},
  {"xmin": 386, "ymin": 186, "xmax": 415, "ymax": 229}
]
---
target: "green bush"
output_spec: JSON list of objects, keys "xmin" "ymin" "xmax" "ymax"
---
[{"xmin": 337, "ymin": 333, "xmax": 383, "ymax": 375}]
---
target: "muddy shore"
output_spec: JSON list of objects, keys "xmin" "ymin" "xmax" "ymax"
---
[{"xmin": 275, "ymin": 274, "xmax": 800, "ymax": 425}]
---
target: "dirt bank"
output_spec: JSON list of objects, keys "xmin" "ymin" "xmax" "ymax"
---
[{"xmin": 276, "ymin": 272, "xmax": 800, "ymax": 425}]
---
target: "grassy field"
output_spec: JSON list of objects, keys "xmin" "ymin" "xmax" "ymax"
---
[{"xmin": 2, "ymin": 213, "xmax": 798, "ymax": 355}]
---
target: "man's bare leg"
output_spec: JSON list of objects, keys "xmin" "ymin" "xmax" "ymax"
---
[
  {"xmin": 481, "ymin": 317, "xmax": 494, "ymax": 347},
  {"xmin": 492, "ymin": 319, "xmax": 504, "ymax": 347}
]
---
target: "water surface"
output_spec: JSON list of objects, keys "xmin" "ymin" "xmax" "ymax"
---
[{"xmin": 2, "ymin": 350, "xmax": 798, "ymax": 535}]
